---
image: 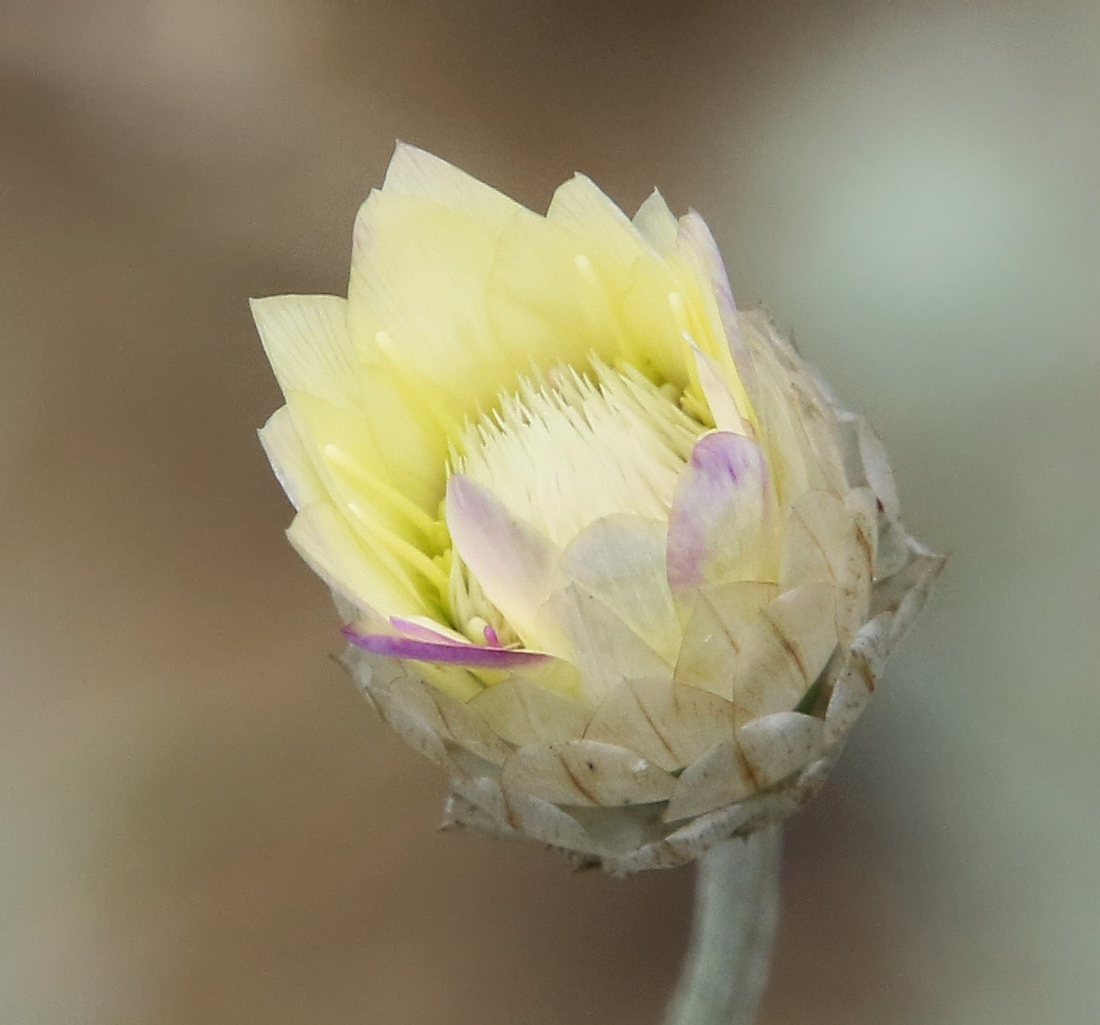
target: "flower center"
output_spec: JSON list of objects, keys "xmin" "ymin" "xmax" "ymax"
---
[{"xmin": 445, "ymin": 359, "xmax": 707, "ymax": 645}]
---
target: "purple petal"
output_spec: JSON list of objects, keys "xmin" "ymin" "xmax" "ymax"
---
[
  {"xmin": 445, "ymin": 474, "xmax": 558, "ymax": 643},
  {"xmin": 342, "ymin": 625, "xmax": 550, "ymax": 669},
  {"xmin": 666, "ymin": 432, "xmax": 770, "ymax": 609},
  {"xmin": 389, "ymin": 616, "xmax": 463, "ymax": 643},
  {"xmin": 391, "ymin": 615, "xmax": 506, "ymax": 650}
]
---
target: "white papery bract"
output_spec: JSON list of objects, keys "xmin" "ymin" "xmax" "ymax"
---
[{"xmin": 255, "ymin": 144, "xmax": 942, "ymax": 873}]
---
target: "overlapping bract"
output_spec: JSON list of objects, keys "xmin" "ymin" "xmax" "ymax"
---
[{"xmin": 255, "ymin": 144, "xmax": 942, "ymax": 872}]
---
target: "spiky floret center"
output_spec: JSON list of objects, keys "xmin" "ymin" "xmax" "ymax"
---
[{"xmin": 445, "ymin": 359, "xmax": 707, "ymax": 645}]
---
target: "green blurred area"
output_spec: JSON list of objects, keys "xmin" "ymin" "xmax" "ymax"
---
[{"xmin": 1, "ymin": 2, "xmax": 1097, "ymax": 1023}]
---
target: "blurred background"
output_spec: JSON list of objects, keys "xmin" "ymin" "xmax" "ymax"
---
[{"xmin": 2, "ymin": 1, "xmax": 1098, "ymax": 1022}]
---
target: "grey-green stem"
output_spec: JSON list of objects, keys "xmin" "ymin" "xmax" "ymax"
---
[{"xmin": 662, "ymin": 827, "xmax": 783, "ymax": 1025}]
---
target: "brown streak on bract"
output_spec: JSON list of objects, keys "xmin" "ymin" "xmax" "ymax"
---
[
  {"xmin": 763, "ymin": 611, "xmax": 810, "ymax": 682},
  {"xmin": 792, "ymin": 504, "xmax": 837, "ymax": 580},
  {"xmin": 701, "ymin": 590, "xmax": 743, "ymax": 655},
  {"xmin": 854, "ymin": 521, "xmax": 874, "ymax": 576},
  {"xmin": 561, "ymin": 756, "xmax": 602, "ymax": 806},
  {"xmin": 631, "ymin": 684, "xmax": 681, "ymax": 763},
  {"xmin": 856, "ymin": 656, "xmax": 876, "ymax": 693},
  {"xmin": 734, "ymin": 741, "xmax": 762, "ymax": 791}
]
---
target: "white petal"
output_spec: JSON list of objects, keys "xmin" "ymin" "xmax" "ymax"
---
[
  {"xmin": 737, "ymin": 711, "xmax": 826, "ymax": 787},
  {"xmin": 780, "ymin": 490, "xmax": 850, "ymax": 587},
  {"xmin": 730, "ymin": 583, "xmax": 838, "ymax": 725},
  {"xmin": 824, "ymin": 545, "xmax": 943, "ymax": 747},
  {"xmin": 537, "ymin": 585, "xmax": 673, "ymax": 702},
  {"xmin": 738, "ymin": 311, "xmax": 849, "ymax": 502},
  {"xmin": 780, "ymin": 489, "xmax": 875, "ymax": 645},
  {"xmin": 354, "ymin": 652, "xmax": 451, "ymax": 764},
  {"xmin": 664, "ymin": 741, "xmax": 755, "ymax": 822},
  {"xmin": 856, "ymin": 416, "xmax": 901, "ymax": 519},
  {"xmin": 468, "ymin": 678, "xmax": 591, "ymax": 747},
  {"xmin": 874, "ymin": 515, "xmax": 914, "ymax": 581},
  {"xmin": 502, "ymin": 740, "xmax": 676, "ymax": 806},
  {"xmin": 501, "ymin": 789, "xmax": 597, "ymax": 853},
  {"xmin": 428, "ymin": 687, "xmax": 513, "ymax": 766},
  {"xmin": 824, "ymin": 650, "xmax": 876, "ymax": 747},
  {"xmin": 555, "ymin": 515, "xmax": 680, "ymax": 663},
  {"xmin": 872, "ymin": 545, "xmax": 946, "ymax": 645},
  {"xmin": 673, "ymin": 581, "xmax": 778, "ymax": 699},
  {"xmin": 583, "ymin": 676, "xmax": 734, "ymax": 772}
]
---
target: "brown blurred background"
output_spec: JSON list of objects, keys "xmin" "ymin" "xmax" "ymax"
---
[{"xmin": 2, "ymin": 1, "xmax": 1098, "ymax": 1023}]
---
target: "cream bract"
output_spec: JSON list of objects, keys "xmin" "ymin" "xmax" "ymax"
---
[{"xmin": 255, "ymin": 144, "xmax": 942, "ymax": 872}]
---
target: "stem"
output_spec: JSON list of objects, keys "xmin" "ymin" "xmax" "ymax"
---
[{"xmin": 662, "ymin": 827, "xmax": 783, "ymax": 1025}]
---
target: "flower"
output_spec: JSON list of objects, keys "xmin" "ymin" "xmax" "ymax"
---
[{"xmin": 254, "ymin": 143, "xmax": 942, "ymax": 873}]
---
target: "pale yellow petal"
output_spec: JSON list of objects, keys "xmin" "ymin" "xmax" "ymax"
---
[
  {"xmin": 346, "ymin": 350, "xmax": 450, "ymax": 509},
  {"xmin": 251, "ymin": 294, "xmax": 359, "ymax": 408},
  {"xmin": 287, "ymin": 502, "xmax": 427, "ymax": 621},
  {"xmin": 616, "ymin": 254, "xmax": 699, "ymax": 390},
  {"xmin": 348, "ymin": 190, "xmax": 523, "ymax": 412},
  {"xmin": 546, "ymin": 173, "xmax": 646, "ymax": 267},
  {"xmin": 633, "ymin": 190, "xmax": 679, "ymax": 255},
  {"xmin": 483, "ymin": 210, "xmax": 635, "ymax": 375},
  {"xmin": 666, "ymin": 213, "xmax": 758, "ymax": 430},
  {"xmin": 258, "ymin": 406, "xmax": 325, "ymax": 511},
  {"xmin": 264, "ymin": 390, "xmax": 443, "ymax": 611},
  {"xmin": 286, "ymin": 391, "xmax": 445, "ymax": 570},
  {"xmin": 692, "ymin": 345, "xmax": 747, "ymax": 434},
  {"xmin": 382, "ymin": 141, "xmax": 523, "ymax": 230}
]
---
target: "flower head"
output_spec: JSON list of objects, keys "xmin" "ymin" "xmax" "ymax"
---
[{"xmin": 255, "ymin": 144, "xmax": 942, "ymax": 872}]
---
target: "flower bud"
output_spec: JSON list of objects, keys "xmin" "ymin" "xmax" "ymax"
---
[{"xmin": 254, "ymin": 143, "xmax": 942, "ymax": 873}]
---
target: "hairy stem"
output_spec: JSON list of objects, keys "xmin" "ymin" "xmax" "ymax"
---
[{"xmin": 662, "ymin": 828, "xmax": 782, "ymax": 1025}]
